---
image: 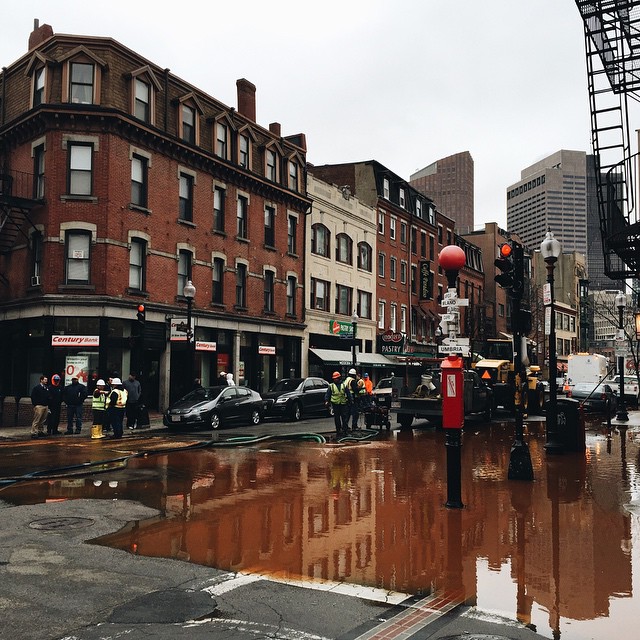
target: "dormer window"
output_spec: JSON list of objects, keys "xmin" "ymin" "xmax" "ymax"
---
[
  {"xmin": 60, "ymin": 46, "xmax": 107, "ymax": 106},
  {"xmin": 34, "ymin": 67, "xmax": 45, "ymax": 106},
  {"xmin": 399, "ymin": 188, "xmax": 406, "ymax": 209},
  {"xmin": 239, "ymin": 133, "xmax": 250, "ymax": 168},
  {"xmin": 134, "ymin": 78, "xmax": 150, "ymax": 122},
  {"xmin": 182, "ymin": 105, "xmax": 196, "ymax": 144},
  {"xmin": 215, "ymin": 122, "xmax": 228, "ymax": 159},
  {"xmin": 129, "ymin": 66, "xmax": 161, "ymax": 125},
  {"xmin": 288, "ymin": 160, "xmax": 298, "ymax": 191},
  {"xmin": 70, "ymin": 62, "xmax": 94, "ymax": 104},
  {"xmin": 383, "ymin": 177, "xmax": 390, "ymax": 199},
  {"xmin": 266, "ymin": 148, "xmax": 278, "ymax": 182}
]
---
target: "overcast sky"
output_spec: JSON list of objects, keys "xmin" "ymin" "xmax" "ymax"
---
[{"xmin": 2, "ymin": 0, "xmax": 595, "ymax": 229}]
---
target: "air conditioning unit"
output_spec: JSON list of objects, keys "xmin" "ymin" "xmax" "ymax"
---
[{"xmin": 31, "ymin": 275, "xmax": 41, "ymax": 287}]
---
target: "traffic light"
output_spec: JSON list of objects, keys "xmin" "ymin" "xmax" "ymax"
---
[
  {"xmin": 136, "ymin": 303, "xmax": 146, "ymax": 328},
  {"xmin": 494, "ymin": 243, "xmax": 514, "ymax": 290},
  {"xmin": 512, "ymin": 242, "xmax": 525, "ymax": 298}
]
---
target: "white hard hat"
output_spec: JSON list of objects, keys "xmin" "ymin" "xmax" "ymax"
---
[
  {"xmin": 97, "ymin": 379, "xmax": 106, "ymax": 386},
  {"xmin": 348, "ymin": 368, "xmax": 357, "ymax": 375},
  {"xmin": 111, "ymin": 377, "xmax": 122, "ymax": 385}
]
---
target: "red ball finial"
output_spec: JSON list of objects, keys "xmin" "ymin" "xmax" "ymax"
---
[{"xmin": 438, "ymin": 245, "xmax": 466, "ymax": 271}]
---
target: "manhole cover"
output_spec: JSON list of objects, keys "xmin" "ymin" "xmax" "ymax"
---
[{"xmin": 29, "ymin": 517, "xmax": 95, "ymax": 531}]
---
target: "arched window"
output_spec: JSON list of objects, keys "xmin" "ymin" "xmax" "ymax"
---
[
  {"xmin": 357, "ymin": 241, "xmax": 372, "ymax": 271},
  {"xmin": 336, "ymin": 233, "xmax": 352, "ymax": 264},
  {"xmin": 311, "ymin": 223, "xmax": 330, "ymax": 257}
]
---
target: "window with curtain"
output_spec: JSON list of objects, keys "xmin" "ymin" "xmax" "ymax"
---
[
  {"xmin": 66, "ymin": 231, "xmax": 90, "ymax": 284},
  {"xmin": 68, "ymin": 143, "xmax": 92, "ymax": 196},
  {"xmin": 129, "ymin": 238, "xmax": 146, "ymax": 290},
  {"xmin": 70, "ymin": 62, "xmax": 94, "ymax": 104}
]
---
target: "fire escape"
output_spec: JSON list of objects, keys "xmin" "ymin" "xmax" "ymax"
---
[
  {"xmin": 0, "ymin": 170, "xmax": 42, "ymax": 285},
  {"xmin": 575, "ymin": 1, "xmax": 640, "ymax": 279}
]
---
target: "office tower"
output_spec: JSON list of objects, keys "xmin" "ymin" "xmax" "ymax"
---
[{"xmin": 410, "ymin": 151, "xmax": 474, "ymax": 234}]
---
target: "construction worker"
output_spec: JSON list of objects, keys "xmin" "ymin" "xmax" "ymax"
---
[
  {"xmin": 363, "ymin": 373, "xmax": 373, "ymax": 395},
  {"xmin": 325, "ymin": 371, "xmax": 349, "ymax": 436},
  {"xmin": 91, "ymin": 379, "xmax": 108, "ymax": 439},
  {"xmin": 106, "ymin": 378, "xmax": 128, "ymax": 439}
]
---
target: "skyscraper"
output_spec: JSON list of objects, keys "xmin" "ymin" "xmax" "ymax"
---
[{"xmin": 410, "ymin": 151, "xmax": 474, "ymax": 234}]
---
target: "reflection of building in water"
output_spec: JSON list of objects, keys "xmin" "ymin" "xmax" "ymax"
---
[{"xmin": 89, "ymin": 431, "xmax": 634, "ymax": 636}]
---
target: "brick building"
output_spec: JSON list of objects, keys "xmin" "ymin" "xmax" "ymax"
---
[
  {"xmin": 309, "ymin": 161, "xmax": 461, "ymax": 369},
  {"xmin": 0, "ymin": 23, "xmax": 310, "ymax": 408}
]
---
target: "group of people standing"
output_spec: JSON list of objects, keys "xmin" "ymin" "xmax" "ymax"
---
[
  {"xmin": 30, "ymin": 372, "xmax": 142, "ymax": 440},
  {"xmin": 324, "ymin": 368, "xmax": 374, "ymax": 436}
]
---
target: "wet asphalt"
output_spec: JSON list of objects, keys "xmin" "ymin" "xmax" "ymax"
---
[{"xmin": 2, "ymin": 410, "xmax": 622, "ymax": 639}]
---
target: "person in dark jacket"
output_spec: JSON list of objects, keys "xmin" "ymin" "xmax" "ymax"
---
[
  {"xmin": 123, "ymin": 372, "xmax": 142, "ymax": 430},
  {"xmin": 47, "ymin": 374, "xmax": 63, "ymax": 435},
  {"xmin": 62, "ymin": 376, "xmax": 88, "ymax": 435},
  {"xmin": 30, "ymin": 375, "xmax": 50, "ymax": 439}
]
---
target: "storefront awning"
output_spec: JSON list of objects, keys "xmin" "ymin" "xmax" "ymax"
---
[{"xmin": 309, "ymin": 348, "xmax": 397, "ymax": 368}]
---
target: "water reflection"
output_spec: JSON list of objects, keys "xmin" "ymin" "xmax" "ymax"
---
[{"xmin": 1, "ymin": 422, "xmax": 639, "ymax": 639}]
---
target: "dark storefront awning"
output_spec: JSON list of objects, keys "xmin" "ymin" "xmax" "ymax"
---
[{"xmin": 309, "ymin": 348, "xmax": 397, "ymax": 368}]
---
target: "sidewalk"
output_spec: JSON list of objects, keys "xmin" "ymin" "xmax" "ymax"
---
[{"xmin": 0, "ymin": 411, "xmax": 167, "ymax": 441}]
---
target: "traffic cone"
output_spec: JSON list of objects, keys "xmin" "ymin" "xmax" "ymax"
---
[{"xmin": 91, "ymin": 424, "xmax": 105, "ymax": 439}]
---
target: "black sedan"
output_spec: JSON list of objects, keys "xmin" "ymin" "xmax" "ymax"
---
[
  {"xmin": 164, "ymin": 385, "xmax": 265, "ymax": 430},
  {"xmin": 567, "ymin": 382, "xmax": 618, "ymax": 413},
  {"xmin": 262, "ymin": 377, "xmax": 332, "ymax": 421}
]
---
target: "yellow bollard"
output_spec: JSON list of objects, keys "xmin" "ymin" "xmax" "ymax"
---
[{"xmin": 91, "ymin": 424, "xmax": 105, "ymax": 439}]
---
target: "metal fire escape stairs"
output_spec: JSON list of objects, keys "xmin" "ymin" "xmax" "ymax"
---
[
  {"xmin": 0, "ymin": 171, "xmax": 42, "ymax": 286},
  {"xmin": 575, "ymin": 1, "xmax": 640, "ymax": 279}
]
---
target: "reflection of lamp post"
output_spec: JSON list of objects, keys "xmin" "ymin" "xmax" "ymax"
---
[
  {"xmin": 615, "ymin": 291, "xmax": 628, "ymax": 422},
  {"xmin": 183, "ymin": 280, "xmax": 196, "ymax": 388},
  {"xmin": 351, "ymin": 310, "xmax": 358, "ymax": 368},
  {"xmin": 541, "ymin": 231, "xmax": 563, "ymax": 453}
]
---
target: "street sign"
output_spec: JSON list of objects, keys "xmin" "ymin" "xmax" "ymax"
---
[
  {"xmin": 543, "ymin": 283, "xmax": 551, "ymax": 306},
  {"xmin": 438, "ymin": 344, "xmax": 470, "ymax": 355},
  {"xmin": 544, "ymin": 306, "xmax": 551, "ymax": 335},
  {"xmin": 441, "ymin": 313, "xmax": 457, "ymax": 322},
  {"xmin": 444, "ymin": 290, "xmax": 457, "ymax": 300},
  {"xmin": 441, "ymin": 298, "xmax": 468, "ymax": 307},
  {"xmin": 442, "ymin": 337, "xmax": 470, "ymax": 346}
]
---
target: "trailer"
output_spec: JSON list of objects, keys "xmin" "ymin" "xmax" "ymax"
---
[{"xmin": 392, "ymin": 370, "xmax": 493, "ymax": 429}]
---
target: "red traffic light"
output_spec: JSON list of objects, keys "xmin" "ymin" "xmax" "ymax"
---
[
  {"xmin": 499, "ymin": 243, "xmax": 512, "ymax": 258},
  {"xmin": 137, "ymin": 304, "xmax": 145, "ymax": 313}
]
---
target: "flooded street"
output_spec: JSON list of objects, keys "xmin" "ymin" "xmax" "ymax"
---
[{"xmin": 1, "ymin": 419, "xmax": 639, "ymax": 640}]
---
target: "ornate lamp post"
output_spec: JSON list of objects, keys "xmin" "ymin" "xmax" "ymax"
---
[
  {"xmin": 351, "ymin": 310, "xmax": 358, "ymax": 369},
  {"xmin": 615, "ymin": 290, "xmax": 628, "ymax": 422},
  {"xmin": 540, "ymin": 231, "xmax": 563, "ymax": 453},
  {"xmin": 183, "ymin": 280, "xmax": 196, "ymax": 388}
]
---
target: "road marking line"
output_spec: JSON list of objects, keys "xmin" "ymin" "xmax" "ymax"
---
[{"xmin": 202, "ymin": 571, "xmax": 408, "ymax": 605}]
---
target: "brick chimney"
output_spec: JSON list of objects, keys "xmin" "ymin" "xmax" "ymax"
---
[
  {"xmin": 236, "ymin": 78, "xmax": 256, "ymax": 122},
  {"xmin": 269, "ymin": 122, "xmax": 281, "ymax": 137},
  {"xmin": 28, "ymin": 19, "xmax": 53, "ymax": 51}
]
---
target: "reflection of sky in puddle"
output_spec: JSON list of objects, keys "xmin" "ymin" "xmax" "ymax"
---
[{"xmin": 3, "ymin": 424, "xmax": 640, "ymax": 639}]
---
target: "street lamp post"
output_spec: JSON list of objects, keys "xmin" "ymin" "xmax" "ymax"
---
[
  {"xmin": 351, "ymin": 311, "xmax": 358, "ymax": 369},
  {"xmin": 615, "ymin": 291, "xmax": 628, "ymax": 422},
  {"xmin": 540, "ymin": 231, "xmax": 563, "ymax": 453},
  {"xmin": 183, "ymin": 280, "xmax": 196, "ymax": 389}
]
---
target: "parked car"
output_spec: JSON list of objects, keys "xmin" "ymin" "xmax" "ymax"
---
[
  {"xmin": 566, "ymin": 382, "xmax": 618, "ymax": 413},
  {"xmin": 604, "ymin": 375, "xmax": 640, "ymax": 406},
  {"xmin": 164, "ymin": 385, "xmax": 265, "ymax": 430},
  {"xmin": 263, "ymin": 377, "xmax": 332, "ymax": 421}
]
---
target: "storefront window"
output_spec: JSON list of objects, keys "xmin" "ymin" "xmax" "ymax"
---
[{"xmin": 54, "ymin": 317, "xmax": 100, "ymax": 334}]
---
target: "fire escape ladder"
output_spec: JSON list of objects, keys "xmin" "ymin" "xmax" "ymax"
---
[{"xmin": 576, "ymin": 0, "xmax": 640, "ymax": 279}]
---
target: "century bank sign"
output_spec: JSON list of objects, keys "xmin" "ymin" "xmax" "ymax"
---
[{"xmin": 52, "ymin": 335, "xmax": 100, "ymax": 347}]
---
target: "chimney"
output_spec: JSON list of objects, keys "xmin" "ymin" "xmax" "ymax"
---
[
  {"xmin": 269, "ymin": 122, "xmax": 281, "ymax": 137},
  {"xmin": 28, "ymin": 19, "xmax": 53, "ymax": 51},
  {"xmin": 236, "ymin": 78, "xmax": 256, "ymax": 122}
]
